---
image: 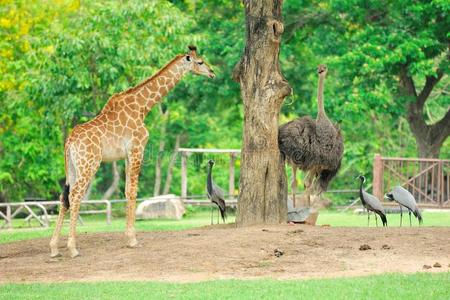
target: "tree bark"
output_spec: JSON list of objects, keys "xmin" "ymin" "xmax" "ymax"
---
[
  {"xmin": 162, "ymin": 134, "xmax": 181, "ymax": 195},
  {"xmin": 154, "ymin": 106, "xmax": 169, "ymax": 196},
  {"xmin": 399, "ymin": 66, "xmax": 449, "ymax": 158},
  {"xmin": 233, "ymin": 0, "xmax": 291, "ymax": 226}
]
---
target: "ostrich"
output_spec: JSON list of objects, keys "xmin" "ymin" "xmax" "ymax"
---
[
  {"xmin": 357, "ymin": 175, "xmax": 387, "ymax": 227},
  {"xmin": 385, "ymin": 186, "xmax": 422, "ymax": 226},
  {"xmin": 279, "ymin": 64, "xmax": 344, "ymax": 207},
  {"xmin": 206, "ymin": 160, "xmax": 227, "ymax": 224}
]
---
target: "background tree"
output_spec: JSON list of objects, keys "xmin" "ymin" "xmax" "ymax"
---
[{"xmin": 233, "ymin": 0, "xmax": 291, "ymax": 225}]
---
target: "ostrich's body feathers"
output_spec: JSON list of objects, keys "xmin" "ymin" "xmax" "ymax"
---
[{"xmin": 278, "ymin": 115, "xmax": 344, "ymax": 193}]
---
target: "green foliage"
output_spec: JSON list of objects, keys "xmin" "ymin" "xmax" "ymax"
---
[{"xmin": 0, "ymin": 0, "xmax": 448, "ymax": 202}]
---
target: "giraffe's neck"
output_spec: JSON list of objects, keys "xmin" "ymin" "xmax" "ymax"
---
[
  {"xmin": 136, "ymin": 55, "xmax": 188, "ymax": 115},
  {"xmin": 102, "ymin": 55, "xmax": 188, "ymax": 119},
  {"xmin": 317, "ymin": 74, "xmax": 326, "ymax": 119}
]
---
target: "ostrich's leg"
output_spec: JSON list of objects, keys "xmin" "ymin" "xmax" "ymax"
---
[
  {"xmin": 304, "ymin": 172, "xmax": 313, "ymax": 207},
  {"xmin": 291, "ymin": 166, "xmax": 297, "ymax": 207}
]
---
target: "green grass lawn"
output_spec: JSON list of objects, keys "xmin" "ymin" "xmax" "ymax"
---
[
  {"xmin": 1, "ymin": 208, "xmax": 449, "ymax": 244},
  {"xmin": 0, "ymin": 272, "xmax": 449, "ymax": 300}
]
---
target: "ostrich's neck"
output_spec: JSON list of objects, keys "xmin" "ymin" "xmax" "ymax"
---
[{"xmin": 317, "ymin": 75, "xmax": 326, "ymax": 119}]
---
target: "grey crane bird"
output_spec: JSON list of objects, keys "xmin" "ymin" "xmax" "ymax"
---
[
  {"xmin": 385, "ymin": 186, "xmax": 422, "ymax": 227},
  {"xmin": 206, "ymin": 160, "xmax": 226, "ymax": 224},
  {"xmin": 357, "ymin": 175, "xmax": 387, "ymax": 227}
]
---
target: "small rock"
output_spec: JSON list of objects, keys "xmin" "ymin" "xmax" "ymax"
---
[
  {"xmin": 288, "ymin": 229, "xmax": 304, "ymax": 234},
  {"xmin": 274, "ymin": 248, "xmax": 284, "ymax": 257},
  {"xmin": 262, "ymin": 229, "xmax": 269, "ymax": 232},
  {"xmin": 359, "ymin": 244, "xmax": 371, "ymax": 251},
  {"xmin": 423, "ymin": 265, "xmax": 432, "ymax": 269},
  {"xmin": 381, "ymin": 244, "xmax": 391, "ymax": 250},
  {"xmin": 433, "ymin": 262, "xmax": 441, "ymax": 268},
  {"xmin": 187, "ymin": 233, "xmax": 200, "ymax": 237}
]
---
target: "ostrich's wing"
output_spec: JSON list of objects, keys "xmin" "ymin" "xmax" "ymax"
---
[
  {"xmin": 362, "ymin": 190, "xmax": 385, "ymax": 213},
  {"xmin": 392, "ymin": 186, "xmax": 418, "ymax": 211}
]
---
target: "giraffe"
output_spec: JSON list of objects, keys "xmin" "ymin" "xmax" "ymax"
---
[{"xmin": 50, "ymin": 45, "xmax": 215, "ymax": 258}]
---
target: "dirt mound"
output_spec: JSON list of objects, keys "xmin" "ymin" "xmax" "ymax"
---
[{"xmin": 1, "ymin": 225, "xmax": 449, "ymax": 283}]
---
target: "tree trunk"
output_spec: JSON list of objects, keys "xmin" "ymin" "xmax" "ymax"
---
[
  {"xmin": 154, "ymin": 106, "xmax": 169, "ymax": 196},
  {"xmin": 162, "ymin": 134, "xmax": 181, "ymax": 195},
  {"xmin": 102, "ymin": 161, "xmax": 120, "ymax": 200},
  {"xmin": 233, "ymin": 0, "xmax": 291, "ymax": 226}
]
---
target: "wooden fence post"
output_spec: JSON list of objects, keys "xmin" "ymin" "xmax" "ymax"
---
[
  {"xmin": 229, "ymin": 153, "xmax": 236, "ymax": 198},
  {"xmin": 181, "ymin": 151, "xmax": 188, "ymax": 199},
  {"xmin": 373, "ymin": 153, "xmax": 383, "ymax": 201}
]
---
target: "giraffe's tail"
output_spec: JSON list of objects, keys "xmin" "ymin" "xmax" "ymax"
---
[
  {"xmin": 62, "ymin": 142, "xmax": 71, "ymax": 209},
  {"xmin": 62, "ymin": 184, "xmax": 70, "ymax": 209}
]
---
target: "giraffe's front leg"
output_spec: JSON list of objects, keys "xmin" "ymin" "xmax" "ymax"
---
[{"xmin": 125, "ymin": 147, "xmax": 144, "ymax": 248}]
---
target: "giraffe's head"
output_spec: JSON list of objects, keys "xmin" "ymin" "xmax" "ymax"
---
[
  {"xmin": 317, "ymin": 64, "xmax": 328, "ymax": 77},
  {"xmin": 184, "ymin": 45, "xmax": 215, "ymax": 79}
]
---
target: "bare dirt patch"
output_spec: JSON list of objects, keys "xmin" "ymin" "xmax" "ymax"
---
[{"xmin": 1, "ymin": 225, "xmax": 449, "ymax": 283}]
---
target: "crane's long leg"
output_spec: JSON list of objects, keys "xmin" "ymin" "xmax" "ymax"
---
[
  {"xmin": 210, "ymin": 204, "xmax": 213, "ymax": 225},
  {"xmin": 217, "ymin": 206, "xmax": 219, "ymax": 224},
  {"xmin": 375, "ymin": 214, "xmax": 378, "ymax": 227},
  {"xmin": 399, "ymin": 205, "xmax": 402, "ymax": 227},
  {"xmin": 409, "ymin": 211, "xmax": 412, "ymax": 227},
  {"xmin": 367, "ymin": 211, "xmax": 370, "ymax": 227}
]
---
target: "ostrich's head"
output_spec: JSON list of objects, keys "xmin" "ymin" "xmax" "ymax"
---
[
  {"xmin": 317, "ymin": 64, "xmax": 328, "ymax": 76},
  {"xmin": 184, "ymin": 45, "xmax": 215, "ymax": 79},
  {"xmin": 208, "ymin": 159, "xmax": 215, "ymax": 166}
]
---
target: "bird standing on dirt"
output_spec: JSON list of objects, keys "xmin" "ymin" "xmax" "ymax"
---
[
  {"xmin": 385, "ymin": 186, "xmax": 422, "ymax": 227},
  {"xmin": 206, "ymin": 160, "xmax": 227, "ymax": 224},
  {"xmin": 357, "ymin": 175, "xmax": 387, "ymax": 227}
]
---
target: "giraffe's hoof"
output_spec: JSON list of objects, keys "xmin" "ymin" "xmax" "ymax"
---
[
  {"xmin": 127, "ymin": 239, "xmax": 139, "ymax": 248},
  {"xmin": 50, "ymin": 251, "xmax": 61, "ymax": 258},
  {"xmin": 69, "ymin": 249, "xmax": 80, "ymax": 258}
]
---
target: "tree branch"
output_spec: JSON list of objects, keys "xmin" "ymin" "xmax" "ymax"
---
[
  {"xmin": 417, "ymin": 69, "xmax": 444, "ymax": 108},
  {"xmin": 399, "ymin": 65, "xmax": 417, "ymax": 97},
  {"xmin": 430, "ymin": 108, "xmax": 450, "ymax": 144}
]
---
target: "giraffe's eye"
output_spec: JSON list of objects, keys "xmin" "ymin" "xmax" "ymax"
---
[{"xmin": 198, "ymin": 61, "xmax": 204, "ymax": 65}]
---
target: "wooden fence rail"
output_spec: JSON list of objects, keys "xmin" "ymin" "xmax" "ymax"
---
[
  {"xmin": 373, "ymin": 154, "xmax": 450, "ymax": 207},
  {"xmin": 0, "ymin": 200, "xmax": 111, "ymax": 229}
]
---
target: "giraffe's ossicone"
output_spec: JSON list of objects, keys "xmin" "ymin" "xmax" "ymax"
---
[{"xmin": 50, "ymin": 46, "xmax": 215, "ymax": 258}]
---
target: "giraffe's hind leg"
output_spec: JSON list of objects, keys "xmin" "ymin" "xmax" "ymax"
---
[
  {"xmin": 49, "ymin": 195, "xmax": 67, "ymax": 257},
  {"xmin": 67, "ymin": 157, "xmax": 100, "ymax": 258}
]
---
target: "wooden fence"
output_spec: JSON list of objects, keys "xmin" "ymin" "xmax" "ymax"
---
[{"xmin": 373, "ymin": 154, "xmax": 450, "ymax": 207}]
